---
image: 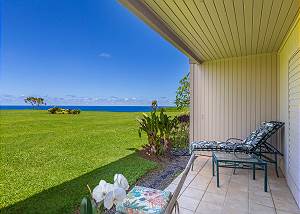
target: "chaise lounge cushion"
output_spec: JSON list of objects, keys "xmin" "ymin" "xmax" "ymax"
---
[
  {"xmin": 190, "ymin": 140, "xmax": 219, "ymax": 150},
  {"xmin": 116, "ymin": 186, "xmax": 171, "ymax": 214},
  {"xmin": 190, "ymin": 121, "xmax": 284, "ymax": 153},
  {"xmin": 190, "ymin": 140, "xmax": 249, "ymax": 152}
]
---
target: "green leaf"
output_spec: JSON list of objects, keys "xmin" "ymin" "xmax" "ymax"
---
[{"xmin": 80, "ymin": 197, "xmax": 97, "ymax": 214}]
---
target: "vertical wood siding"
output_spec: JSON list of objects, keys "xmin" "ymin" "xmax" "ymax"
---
[
  {"xmin": 191, "ymin": 53, "xmax": 278, "ymax": 142},
  {"xmin": 278, "ymin": 14, "xmax": 300, "ymax": 207},
  {"xmin": 288, "ymin": 49, "xmax": 300, "ymax": 203}
]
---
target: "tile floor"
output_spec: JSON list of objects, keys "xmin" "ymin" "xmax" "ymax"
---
[{"xmin": 165, "ymin": 155, "xmax": 300, "ymax": 214}]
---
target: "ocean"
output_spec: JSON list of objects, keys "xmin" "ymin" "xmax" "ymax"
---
[{"xmin": 0, "ymin": 105, "xmax": 171, "ymax": 112}]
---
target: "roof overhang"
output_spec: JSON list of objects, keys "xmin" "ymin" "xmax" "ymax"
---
[{"xmin": 119, "ymin": 0, "xmax": 300, "ymax": 63}]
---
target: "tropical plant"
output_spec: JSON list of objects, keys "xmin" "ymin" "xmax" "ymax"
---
[
  {"xmin": 137, "ymin": 107, "xmax": 178, "ymax": 156},
  {"xmin": 175, "ymin": 73, "xmax": 190, "ymax": 110},
  {"xmin": 24, "ymin": 97, "xmax": 46, "ymax": 109},
  {"xmin": 137, "ymin": 111, "xmax": 160, "ymax": 155},
  {"xmin": 158, "ymin": 109, "xmax": 178, "ymax": 153}
]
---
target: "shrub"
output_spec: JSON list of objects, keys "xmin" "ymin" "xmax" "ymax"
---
[
  {"xmin": 137, "ymin": 108, "xmax": 178, "ymax": 156},
  {"xmin": 172, "ymin": 122, "xmax": 189, "ymax": 149},
  {"xmin": 177, "ymin": 114, "xmax": 189, "ymax": 123},
  {"xmin": 172, "ymin": 113, "xmax": 190, "ymax": 149},
  {"xmin": 48, "ymin": 107, "xmax": 61, "ymax": 114},
  {"xmin": 47, "ymin": 107, "xmax": 81, "ymax": 114},
  {"xmin": 72, "ymin": 109, "xmax": 81, "ymax": 114}
]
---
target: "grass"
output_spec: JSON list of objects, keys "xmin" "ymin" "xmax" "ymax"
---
[
  {"xmin": 163, "ymin": 107, "xmax": 189, "ymax": 112},
  {"xmin": 0, "ymin": 110, "xmax": 176, "ymax": 213}
]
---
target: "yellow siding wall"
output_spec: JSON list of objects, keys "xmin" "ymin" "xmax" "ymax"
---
[
  {"xmin": 278, "ymin": 14, "xmax": 300, "ymax": 207},
  {"xmin": 190, "ymin": 53, "xmax": 278, "ymax": 142}
]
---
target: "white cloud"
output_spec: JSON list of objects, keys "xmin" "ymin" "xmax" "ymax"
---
[
  {"xmin": 0, "ymin": 94, "xmax": 174, "ymax": 106},
  {"xmin": 98, "ymin": 52, "xmax": 111, "ymax": 58}
]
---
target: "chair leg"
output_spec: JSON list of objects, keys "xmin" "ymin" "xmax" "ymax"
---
[
  {"xmin": 275, "ymin": 153, "xmax": 279, "ymax": 177},
  {"xmin": 253, "ymin": 163, "xmax": 256, "ymax": 180},
  {"xmin": 212, "ymin": 157, "xmax": 215, "ymax": 176},
  {"xmin": 233, "ymin": 163, "xmax": 237, "ymax": 175},
  {"xmin": 264, "ymin": 164, "xmax": 268, "ymax": 192}
]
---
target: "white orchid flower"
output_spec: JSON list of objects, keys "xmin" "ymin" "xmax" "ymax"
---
[
  {"xmin": 104, "ymin": 187, "xmax": 126, "ymax": 209},
  {"xmin": 92, "ymin": 184, "xmax": 104, "ymax": 203},
  {"xmin": 92, "ymin": 180, "xmax": 114, "ymax": 203},
  {"xmin": 114, "ymin": 174, "xmax": 129, "ymax": 190}
]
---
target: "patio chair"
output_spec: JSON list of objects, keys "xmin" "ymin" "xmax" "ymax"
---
[
  {"xmin": 190, "ymin": 121, "xmax": 284, "ymax": 176},
  {"xmin": 116, "ymin": 154, "xmax": 196, "ymax": 214}
]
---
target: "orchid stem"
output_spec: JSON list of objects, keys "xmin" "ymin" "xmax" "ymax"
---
[{"xmin": 86, "ymin": 184, "xmax": 92, "ymax": 196}]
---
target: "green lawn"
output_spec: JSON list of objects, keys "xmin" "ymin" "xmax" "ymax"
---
[{"xmin": 0, "ymin": 110, "xmax": 164, "ymax": 213}]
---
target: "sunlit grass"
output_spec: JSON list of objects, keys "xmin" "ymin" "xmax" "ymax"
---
[{"xmin": 0, "ymin": 110, "xmax": 160, "ymax": 213}]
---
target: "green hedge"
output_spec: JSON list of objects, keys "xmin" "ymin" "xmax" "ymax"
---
[{"xmin": 48, "ymin": 107, "xmax": 80, "ymax": 114}]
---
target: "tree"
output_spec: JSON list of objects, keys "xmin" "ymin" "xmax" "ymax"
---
[
  {"xmin": 24, "ymin": 97, "xmax": 46, "ymax": 109},
  {"xmin": 151, "ymin": 100, "xmax": 158, "ymax": 111},
  {"xmin": 175, "ymin": 73, "xmax": 190, "ymax": 109}
]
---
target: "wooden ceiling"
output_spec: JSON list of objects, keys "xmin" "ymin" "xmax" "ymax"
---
[{"xmin": 120, "ymin": 0, "xmax": 300, "ymax": 63}]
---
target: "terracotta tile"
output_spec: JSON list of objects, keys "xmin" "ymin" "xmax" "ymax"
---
[
  {"xmin": 249, "ymin": 177, "xmax": 266, "ymax": 186},
  {"xmin": 206, "ymin": 181, "xmax": 228, "ymax": 194},
  {"xmin": 269, "ymin": 183, "xmax": 291, "ymax": 192},
  {"xmin": 211, "ymin": 174, "xmax": 231, "ymax": 185},
  {"xmin": 227, "ymin": 182, "xmax": 249, "ymax": 193},
  {"xmin": 172, "ymin": 207, "xmax": 194, "ymax": 214},
  {"xmin": 249, "ymin": 194, "xmax": 274, "ymax": 208},
  {"xmin": 249, "ymin": 203, "xmax": 276, "ymax": 214},
  {"xmin": 202, "ymin": 192, "xmax": 225, "ymax": 206},
  {"xmin": 232, "ymin": 168, "xmax": 249, "ymax": 175},
  {"xmin": 181, "ymin": 187, "xmax": 205, "ymax": 200},
  {"xmin": 248, "ymin": 183, "xmax": 269, "ymax": 194},
  {"xmin": 189, "ymin": 168, "xmax": 200, "ymax": 175},
  {"xmin": 271, "ymin": 189, "xmax": 296, "ymax": 202},
  {"xmin": 249, "ymin": 189, "xmax": 272, "ymax": 198},
  {"xmin": 273, "ymin": 199, "xmax": 300, "ymax": 213},
  {"xmin": 189, "ymin": 176, "xmax": 211, "ymax": 190},
  {"xmin": 276, "ymin": 209, "xmax": 300, "ymax": 214},
  {"xmin": 178, "ymin": 195, "xmax": 201, "ymax": 211},
  {"xmin": 222, "ymin": 201, "xmax": 248, "ymax": 214},
  {"xmin": 195, "ymin": 201, "xmax": 222, "ymax": 214},
  {"xmin": 219, "ymin": 167, "xmax": 233, "ymax": 175},
  {"xmin": 188, "ymin": 157, "xmax": 300, "ymax": 214},
  {"xmin": 268, "ymin": 177, "xmax": 287, "ymax": 185},
  {"xmin": 230, "ymin": 176, "xmax": 249, "ymax": 185},
  {"xmin": 198, "ymin": 169, "xmax": 213, "ymax": 178},
  {"xmin": 225, "ymin": 192, "xmax": 249, "ymax": 204}
]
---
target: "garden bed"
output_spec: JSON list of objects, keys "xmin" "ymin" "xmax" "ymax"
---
[
  {"xmin": 102, "ymin": 149, "xmax": 190, "ymax": 214},
  {"xmin": 76, "ymin": 149, "xmax": 190, "ymax": 214},
  {"xmin": 136, "ymin": 148, "xmax": 190, "ymax": 190}
]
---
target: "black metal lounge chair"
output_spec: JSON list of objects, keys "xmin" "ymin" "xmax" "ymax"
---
[{"xmin": 190, "ymin": 121, "xmax": 284, "ymax": 176}]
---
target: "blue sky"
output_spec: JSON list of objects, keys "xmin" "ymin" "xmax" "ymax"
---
[{"xmin": 0, "ymin": 0, "xmax": 188, "ymax": 106}]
